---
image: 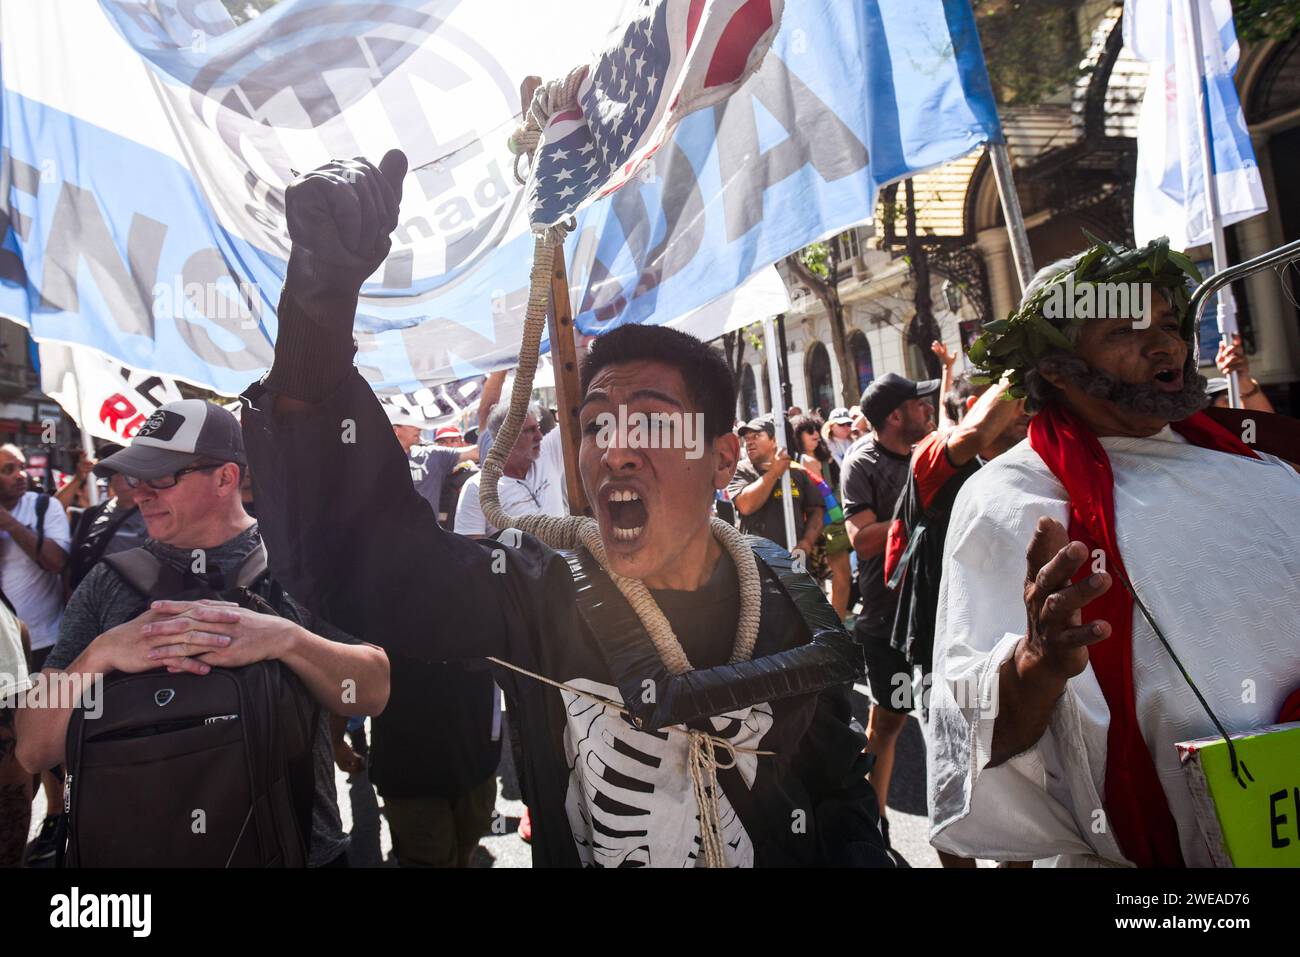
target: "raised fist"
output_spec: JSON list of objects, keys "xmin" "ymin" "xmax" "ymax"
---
[{"xmin": 285, "ymin": 149, "xmax": 408, "ymax": 279}]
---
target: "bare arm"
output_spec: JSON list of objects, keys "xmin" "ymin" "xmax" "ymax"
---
[
  {"xmin": 733, "ymin": 470, "xmax": 785, "ymax": 516},
  {"xmin": 270, "ymin": 626, "xmax": 389, "ymax": 717},
  {"xmin": 15, "ymin": 665, "xmax": 99, "ymax": 772},
  {"xmin": 478, "ymin": 370, "xmax": 507, "ymax": 432},
  {"xmin": 0, "ymin": 512, "xmax": 67, "ymax": 574},
  {"xmin": 845, "ymin": 508, "xmax": 890, "ymax": 558},
  {"xmin": 943, "ymin": 381, "xmax": 1025, "ymax": 467},
  {"xmin": 797, "ymin": 506, "xmax": 824, "ymax": 555},
  {"xmin": 732, "ymin": 451, "xmax": 792, "ymax": 516},
  {"xmin": 54, "ymin": 480, "xmax": 83, "ymax": 512},
  {"xmin": 931, "ymin": 340, "xmax": 958, "ymax": 431},
  {"xmin": 1216, "ymin": 334, "xmax": 1276, "ymax": 414}
]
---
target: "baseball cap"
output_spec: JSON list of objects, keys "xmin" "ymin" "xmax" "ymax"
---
[
  {"xmin": 385, "ymin": 406, "xmax": 426, "ymax": 429},
  {"xmin": 1204, "ymin": 377, "xmax": 1230, "ymax": 399},
  {"xmin": 736, "ymin": 415, "xmax": 776, "ymax": 438},
  {"xmin": 95, "ymin": 400, "xmax": 246, "ymax": 481},
  {"xmin": 434, "ymin": 425, "xmax": 463, "ymax": 443},
  {"xmin": 859, "ymin": 373, "xmax": 940, "ymax": 427},
  {"xmin": 827, "ymin": 406, "xmax": 855, "ymax": 425}
]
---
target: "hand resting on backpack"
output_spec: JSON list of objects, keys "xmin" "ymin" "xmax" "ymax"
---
[
  {"xmin": 144, "ymin": 599, "xmax": 390, "ymax": 716},
  {"xmin": 143, "ymin": 599, "xmax": 295, "ymax": 672},
  {"xmin": 85, "ymin": 600, "xmax": 238, "ymax": 676}
]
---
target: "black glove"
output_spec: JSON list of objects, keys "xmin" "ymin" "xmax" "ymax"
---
[
  {"xmin": 284, "ymin": 149, "xmax": 408, "ymax": 297},
  {"xmin": 265, "ymin": 149, "xmax": 408, "ymax": 402}
]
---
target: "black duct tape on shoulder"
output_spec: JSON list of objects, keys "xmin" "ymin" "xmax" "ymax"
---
[{"xmin": 563, "ymin": 535, "xmax": 864, "ymax": 732}]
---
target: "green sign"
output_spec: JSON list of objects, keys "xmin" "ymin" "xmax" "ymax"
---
[{"xmin": 1178, "ymin": 722, "xmax": 1300, "ymax": 867}]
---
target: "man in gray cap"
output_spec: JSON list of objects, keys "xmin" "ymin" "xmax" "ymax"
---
[
  {"xmin": 728, "ymin": 414, "xmax": 823, "ymax": 556},
  {"xmin": 838, "ymin": 372, "xmax": 937, "ymax": 854},
  {"xmin": 16, "ymin": 400, "xmax": 390, "ymax": 867}
]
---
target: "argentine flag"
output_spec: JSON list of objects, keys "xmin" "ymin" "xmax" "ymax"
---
[{"xmin": 1124, "ymin": 0, "xmax": 1267, "ymax": 248}]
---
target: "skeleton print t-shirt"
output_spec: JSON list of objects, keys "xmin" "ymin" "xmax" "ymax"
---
[
  {"xmin": 561, "ymin": 678, "xmax": 773, "ymax": 867},
  {"xmin": 556, "ymin": 554, "xmax": 772, "ymax": 867}
]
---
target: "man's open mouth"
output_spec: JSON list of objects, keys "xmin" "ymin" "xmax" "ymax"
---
[
  {"xmin": 605, "ymin": 486, "xmax": 648, "ymax": 542},
  {"xmin": 1153, "ymin": 367, "xmax": 1183, "ymax": 391}
]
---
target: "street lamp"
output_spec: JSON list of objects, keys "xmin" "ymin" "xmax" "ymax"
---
[{"xmin": 942, "ymin": 279, "xmax": 962, "ymax": 314}]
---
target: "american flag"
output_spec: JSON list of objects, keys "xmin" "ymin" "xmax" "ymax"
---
[{"xmin": 528, "ymin": 0, "xmax": 784, "ymax": 228}]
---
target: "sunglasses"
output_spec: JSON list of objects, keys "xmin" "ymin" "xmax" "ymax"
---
[{"xmin": 122, "ymin": 463, "xmax": 223, "ymax": 491}]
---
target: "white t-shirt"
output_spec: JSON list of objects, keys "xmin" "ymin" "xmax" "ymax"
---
[
  {"xmin": 0, "ymin": 601, "xmax": 29, "ymax": 699},
  {"xmin": 455, "ymin": 427, "xmax": 567, "ymax": 535},
  {"xmin": 1, "ymin": 491, "xmax": 70, "ymax": 650}
]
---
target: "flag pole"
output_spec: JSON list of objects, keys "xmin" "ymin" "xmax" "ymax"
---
[
  {"xmin": 521, "ymin": 75, "xmax": 590, "ymax": 516},
  {"xmin": 761, "ymin": 314, "xmax": 797, "ymax": 551},
  {"xmin": 988, "ymin": 141, "xmax": 1035, "ymax": 291},
  {"xmin": 80, "ymin": 425, "xmax": 99, "ymax": 507},
  {"xmin": 1185, "ymin": 0, "xmax": 1243, "ymax": 407}
]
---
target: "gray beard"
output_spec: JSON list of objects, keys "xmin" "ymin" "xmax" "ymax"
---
[{"xmin": 1038, "ymin": 353, "xmax": 1210, "ymax": 422}]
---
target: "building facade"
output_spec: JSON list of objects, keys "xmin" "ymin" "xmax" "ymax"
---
[{"xmin": 739, "ymin": 3, "xmax": 1300, "ymax": 422}]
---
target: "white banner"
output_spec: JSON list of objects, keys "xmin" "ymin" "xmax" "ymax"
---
[{"xmin": 39, "ymin": 343, "xmax": 184, "ymax": 443}]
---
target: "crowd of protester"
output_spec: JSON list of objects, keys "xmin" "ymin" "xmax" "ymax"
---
[
  {"xmin": 0, "ymin": 149, "xmax": 1295, "ymax": 871},
  {"xmin": 0, "ymin": 294, "xmax": 1287, "ymax": 869}
]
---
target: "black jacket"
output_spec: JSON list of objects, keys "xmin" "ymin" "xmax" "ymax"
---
[{"xmin": 243, "ymin": 323, "xmax": 890, "ymax": 867}]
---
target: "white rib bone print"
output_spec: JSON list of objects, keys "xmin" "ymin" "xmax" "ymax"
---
[{"xmin": 561, "ymin": 678, "xmax": 774, "ymax": 867}]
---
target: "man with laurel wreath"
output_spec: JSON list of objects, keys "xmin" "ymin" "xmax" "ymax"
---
[{"xmin": 927, "ymin": 237, "xmax": 1300, "ymax": 867}]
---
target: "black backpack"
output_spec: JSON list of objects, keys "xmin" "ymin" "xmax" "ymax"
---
[
  {"xmin": 63, "ymin": 545, "xmax": 319, "ymax": 868},
  {"xmin": 65, "ymin": 497, "xmax": 139, "ymax": 592}
]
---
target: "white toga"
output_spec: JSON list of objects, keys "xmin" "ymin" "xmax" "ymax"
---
[{"xmin": 927, "ymin": 426, "xmax": 1300, "ymax": 866}]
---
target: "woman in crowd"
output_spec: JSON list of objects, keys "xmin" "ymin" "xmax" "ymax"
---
[
  {"xmin": 821, "ymin": 408, "xmax": 856, "ymax": 465},
  {"xmin": 793, "ymin": 415, "xmax": 852, "ymax": 619}
]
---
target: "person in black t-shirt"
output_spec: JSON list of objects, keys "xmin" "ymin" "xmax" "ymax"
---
[
  {"xmin": 839, "ymin": 372, "xmax": 936, "ymax": 846},
  {"xmin": 727, "ymin": 416, "xmax": 823, "ymax": 557},
  {"xmin": 884, "ymin": 373, "xmax": 1029, "ymax": 684}
]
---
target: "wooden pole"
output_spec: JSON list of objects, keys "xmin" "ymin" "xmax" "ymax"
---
[
  {"xmin": 547, "ymin": 230, "xmax": 591, "ymax": 516},
  {"xmin": 521, "ymin": 76, "xmax": 590, "ymax": 516}
]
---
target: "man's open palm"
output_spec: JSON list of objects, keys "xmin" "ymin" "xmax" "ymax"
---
[{"xmin": 1022, "ymin": 517, "xmax": 1113, "ymax": 681}]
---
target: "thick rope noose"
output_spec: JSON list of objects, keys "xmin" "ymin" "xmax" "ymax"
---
[{"xmin": 481, "ymin": 71, "xmax": 766, "ymax": 865}]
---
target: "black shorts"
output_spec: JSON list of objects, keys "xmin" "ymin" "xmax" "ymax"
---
[
  {"xmin": 29, "ymin": 646, "xmax": 52, "ymax": 672},
  {"xmin": 855, "ymin": 617, "xmax": 913, "ymax": 715}
]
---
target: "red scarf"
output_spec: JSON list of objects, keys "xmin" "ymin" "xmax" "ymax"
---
[{"xmin": 1028, "ymin": 404, "xmax": 1259, "ymax": 867}]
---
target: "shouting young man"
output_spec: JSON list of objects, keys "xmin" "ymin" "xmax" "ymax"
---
[
  {"xmin": 238, "ymin": 150, "xmax": 891, "ymax": 868},
  {"xmin": 927, "ymin": 238, "xmax": 1300, "ymax": 866}
]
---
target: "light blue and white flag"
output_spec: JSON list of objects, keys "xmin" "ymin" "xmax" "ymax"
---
[
  {"xmin": 1124, "ymin": 0, "xmax": 1267, "ymax": 249},
  {"xmin": 1, "ymin": 0, "xmax": 1002, "ymax": 394}
]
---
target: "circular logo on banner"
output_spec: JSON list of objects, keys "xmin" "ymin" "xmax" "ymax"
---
[{"xmin": 186, "ymin": 4, "xmax": 526, "ymax": 292}]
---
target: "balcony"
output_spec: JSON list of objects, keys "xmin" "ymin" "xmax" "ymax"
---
[{"xmin": 0, "ymin": 360, "xmax": 31, "ymax": 399}]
